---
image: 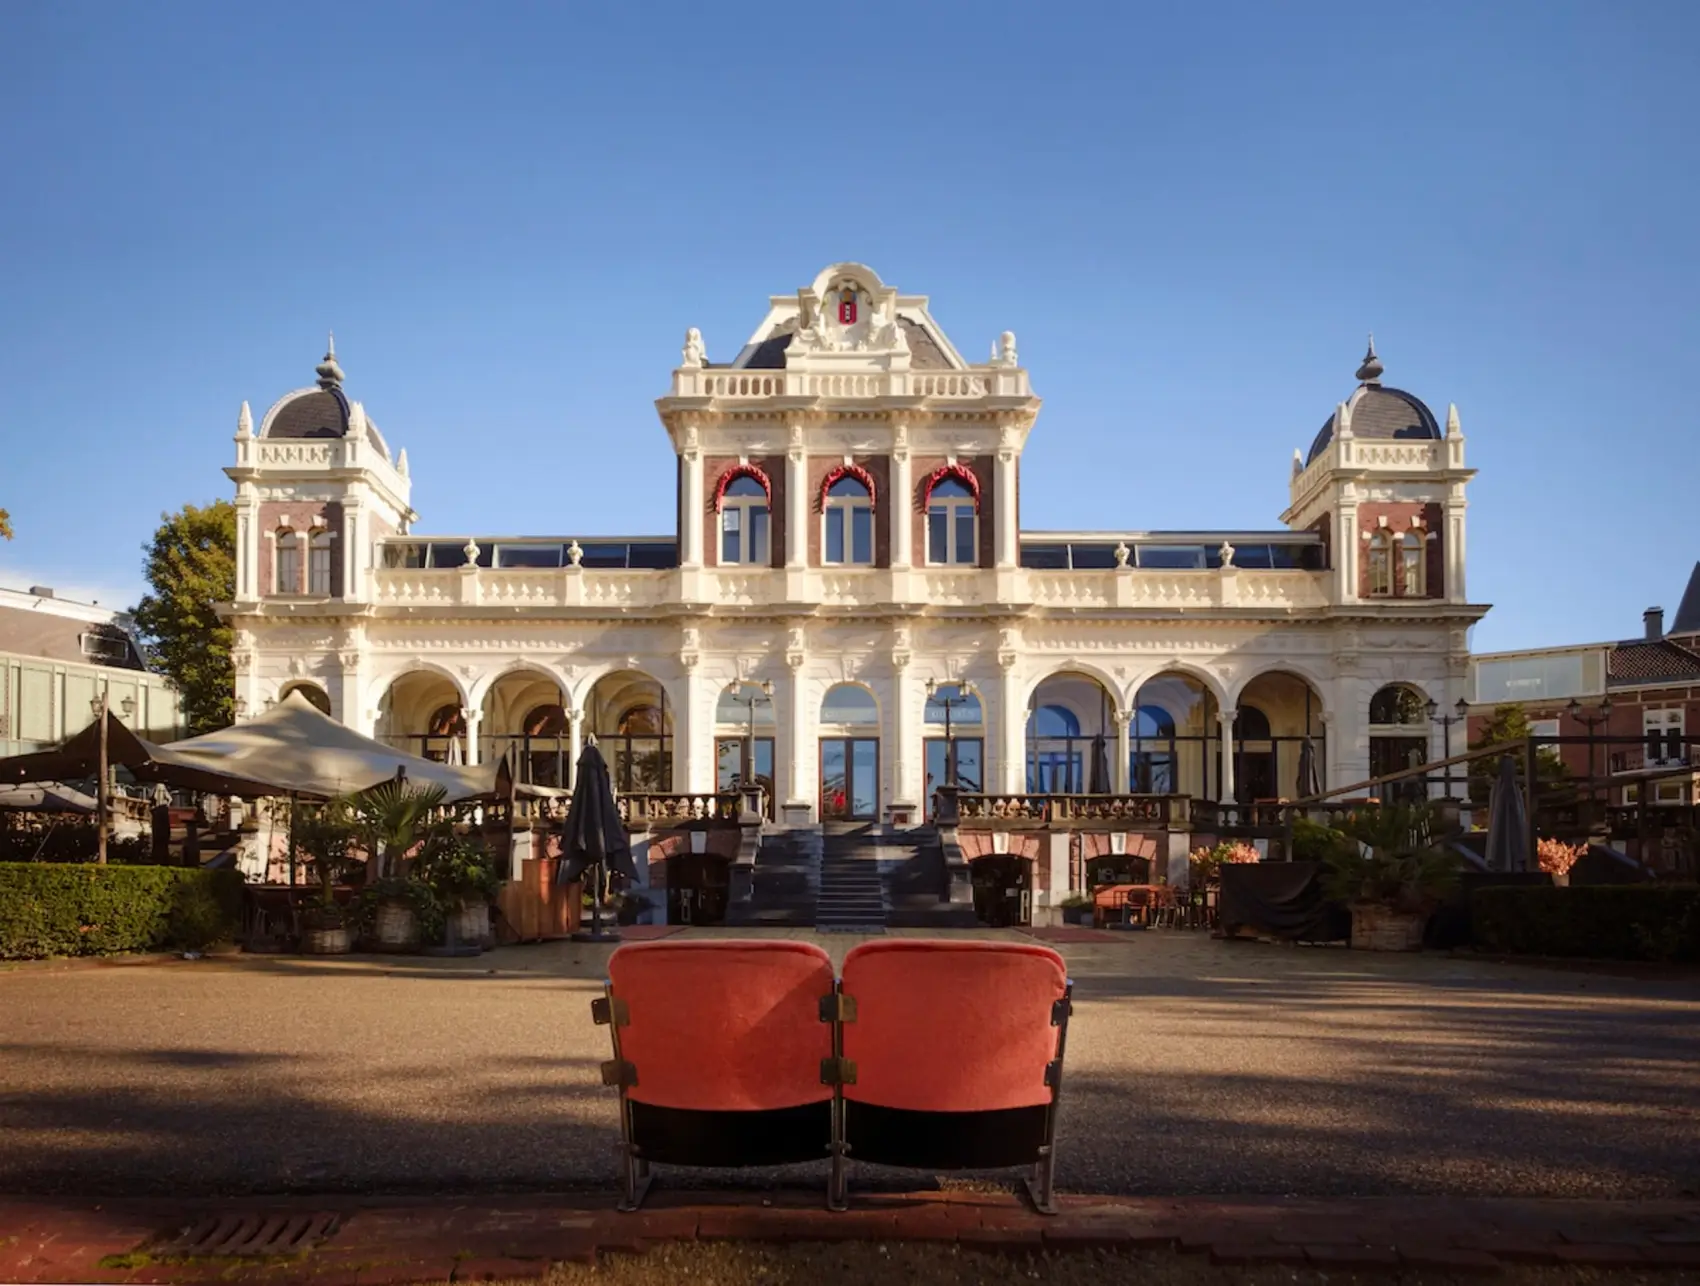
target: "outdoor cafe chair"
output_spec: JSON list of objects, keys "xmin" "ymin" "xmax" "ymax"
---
[
  {"xmin": 593, "ymin": 940, "xmax": 836, "ymax": 1210},
  {"xmin": 834, "ymin": 940, "xmax": 1073, "ymax": 1212}
]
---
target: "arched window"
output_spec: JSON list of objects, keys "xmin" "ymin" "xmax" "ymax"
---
[
  {"xmin": 428, "ymin": 704, "xmax": 467, "ymax": 737},
  {"xmin": 274, "ymin": 529, "xmax": 301, "ymax": 594},
  {"xmin": 1369, "ymin": 685, "xmax": 1429, "ymax": 727},
  {"xmin": 308, "ymin": 530, "xmax": 334, "ymax": 595},
  {"xmin": 820, "ymin": 684, "xmax": 878, "ymax": 724},
  {"xmin": 1234, "ymin": 705, "xmax": 1272, "ymax": 740},
  {"xmin": 926, "ymin": 476, "xmax": 978, "ymax": 567},
  {"xmin": 719, "ymin": 474, "xmax": 770, "ymax": 565},
  {"xmin": 1399, "ymin": 531, "xmax": 1425, "ymax": 597},
  {"xmin": 823, "ymin": 474, "xmax": 873, "ymax": 565},
  {"xmin": 1029, "ymin": 705, "xmax": 1080, "ymax": 738},
  {"xmin": 524, "ymin": 704, "xmax": 568, "ymax": 737},
  {"xmin": 1132, "ymin": 704, "xmax": 1176, "ymax": 793},
  {"xmin": 279, "ymin": 682, "xmax": 332, "ymax": 715},
  {"xmin": 619, "ymin": 704, "xmax": 664, "ymax": 736},
  {"xmin": 1135, "ymin": 705, "xmax": 1175, "ymax": 739},
  {"xmin": 1366, "ymin": 529, "xmax": 1394, "ymax": 596},
  {"xmin": 924, "ymin": 684, "xmax": 982, "ymax": 725}
]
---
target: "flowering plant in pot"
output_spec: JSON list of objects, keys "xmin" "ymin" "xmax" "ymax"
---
[
  {"xmin": 1323, "ymin": 803, "xmax": 1460, "ymax": 951},
  {"xmin": 1189, "ymin": 841, "xmax": 1259, "ymax": 885},
  {"xmin": 292, "ymin": 799, "xmax": 359, "ymax": 953}
]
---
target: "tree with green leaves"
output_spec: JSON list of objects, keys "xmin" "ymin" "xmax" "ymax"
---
[
  {"xmin": 0, "ymin": 508, "xmax": 12, "ymax": 539},
  {"xmin": 132, "ymin": 501, "xmax": 236, "ymax": 734},
  {"xmin": 1468, "ymin": 703, "xmax": 1568, "ymax": 804}
]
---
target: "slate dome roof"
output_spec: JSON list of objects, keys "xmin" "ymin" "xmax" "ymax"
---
[
  {"xmin": 259, "ymin": 337, "xmax": 391, "ymax": 459},
  {"xmin": 1305, "ymin": 339, "xmax": 1441, "ymax": 465}
]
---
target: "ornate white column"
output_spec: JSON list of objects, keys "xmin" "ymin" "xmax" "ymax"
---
[
  {"xmin": 890, "ymin": 423, "xmax": 913, "ymax": 568},
  {"xmin": 342, "ymin": 494, "xmax": 366, "ymax": 604},
  {"xmin": 1113, "ymin": 708, "xmax": 1132, "ymax": 794},
  {"xmin": 679, "ymin": 422, "xmax": 704, "ymax": 568},
  {"xmin": 994, "ymin": 447, "xmax": 1018, "ymax": 569},
  {"xmin": 784, "ymin": 640, "xmax": 812, "ymax": 816},
  {"xmin": 1444, "ymin": 478, "xmax": 1467, "ymax": 604},
  {"xmin": 998, "ymin": 659, "xmax": 1025, "ymax": 794},
  {"xmin": 889, "ymin": 640, "xmax": 914, "ymax": 815},
  {"xmin": 785, "ymin": 420, "xmax": 808, "ymax": 570},
  {"xmin": 336, "ymin": 649, "xmax": 363, "ymax": 733},
  {"xmin": 462, "ymin": 706, "xmax": 482, "ymax": 766},
  {"xmin": 1217, "ymin": 710, "xmax": 1237, "ymax": 804},
  {"xmin": 679, "ymin": 657, "xmax": 713, "ymax": 794},
  {"xmin": 569, "ymin": 710, "xmax": 583, "ymax": 790}
]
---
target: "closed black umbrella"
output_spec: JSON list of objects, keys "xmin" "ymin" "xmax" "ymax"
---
[
  {"xmin": 558, "ymin": 740, "xmax": 637, "ymax": 943},
  {"xmin": 1296, "ymin": 738, "xmax": 1321, "ymax": 799},
  {"xmin": 1484, "ymin": 754, "xmax": 1529, "ymax": 873}
]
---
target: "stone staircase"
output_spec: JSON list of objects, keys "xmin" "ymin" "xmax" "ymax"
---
[
  {"xmin": 734, "ymin": 827, "xmax": 821, "ymax": 927},
  {"xmin": 814, "ymin": 823, "xmax": 890, "ymax": 932}
]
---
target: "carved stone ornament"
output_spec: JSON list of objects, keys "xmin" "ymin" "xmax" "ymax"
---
[
  {"xmin": 338, "ymin": 651, "xmax": 360, "ymax": 670},
  {"xmin": 232, "ymin": 652, "xmax": 253, "ymax": 673},
  {"xmin": 566, "ymin": 539, "xmax": 584, "ymax": 567},
  {"xmin": 1113, "ymin": 542, "xmax": 1130, "ymax": 569},
  {"xmin": 892, "ymin": 650, "xmax": 911, "ymax": 671},
  {"xmin": 1218, "ymin": 540, "xmax": 1236, "ymax": 569},
  {"xmin": 681, "ymin": 327, "xmax": 706, "ymax": 368}
]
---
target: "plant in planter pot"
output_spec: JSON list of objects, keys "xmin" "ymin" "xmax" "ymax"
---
[
  {"xmin": 293, "ymin": 799, "xmax": 359, "ymax": 954},
  {"xmin": 1189, "ymin": 840, "xmax": 1259, "ymax": 886},
  {"xmin": 1324, "ymin": 803, "xmax": 1460, "ymax": 951},
  {"xmin": 352, "ymin": 780, "xmax": 448, "ymax": 950},
  {"xmin": 417, "ymin": 832, "xmax": 502, "ymax": 948}
]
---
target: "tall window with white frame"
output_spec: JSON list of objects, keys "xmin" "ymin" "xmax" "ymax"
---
[
  {"xmin": 926, "ymin": 476, "xmax": 977, "ymax": 566},
  {"xmin": 1366, "ymin": 529, "xmax": 1394, "ymax": 596},
  {"xmin": 823, "ymin": 475, "xmax": 873, "ymax": 565},
  {"xmin": 308, "ymin": 530, "xmax": 334, "ymax": 595},
  {"xmin": 1399, "ymin": 531, "xmax": 1425, "ymax": 597},
  {"xmin": 274, "ymin": 529, "xmax": 301, "ymax": 594},
  {"xmin": 720, "ymin": 475, "xmax": 770, "ymax": 565}
]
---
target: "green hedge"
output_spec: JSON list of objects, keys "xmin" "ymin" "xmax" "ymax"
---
[
  {"xmin": 0, "ymin": 864, "xmax": 243, "ymax": 960},
  {"xmin": 1472, "ymin": 885, "xmax": 1700, "ymax": 962}
]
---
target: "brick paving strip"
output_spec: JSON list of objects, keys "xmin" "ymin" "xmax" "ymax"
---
[{"xmin": 3, "ymin": 1192, "xmax": 1699, "ymax": 1285}]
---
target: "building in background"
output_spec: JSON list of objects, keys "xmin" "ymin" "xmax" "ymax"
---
[
  {"xmin": 222, "ymin": 263, "xmax": 1486, "ymax": 858},
  {"xmin": 0, "ymin": 585, "xmax": 185, "ymax": 756}
]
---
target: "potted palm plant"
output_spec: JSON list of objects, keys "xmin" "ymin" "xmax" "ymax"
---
[
  {"xmin": 353, "ymin": 780, "xmax": 448, "ymax": 951},
  {"xmin": 293, "ymin": 799, "xmax": 357, "ymax": 954},
  {"xmin": 1325, "ymin": 803, "xmax": 1460, "ymax": 951}
]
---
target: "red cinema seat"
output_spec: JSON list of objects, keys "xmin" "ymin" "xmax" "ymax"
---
[
  {"xmin": 594, "ymin": 940, "xmax": 836, "ymax": 1209},
  {"xmin": 836, "ymin": 939, "xmax": 1072, "ymax": 1211}
]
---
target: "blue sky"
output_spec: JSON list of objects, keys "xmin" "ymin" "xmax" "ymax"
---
[{"xmin": 1, "ymin": 1, "xmax": 1694, "ymax": 651}]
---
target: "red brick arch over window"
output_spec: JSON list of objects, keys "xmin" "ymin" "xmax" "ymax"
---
[
  {"xmin": 818, "ymin": 462, "xmax": 878, "ymax": 512},
  {"xmin": 712, "ymin": 462, "xmax": 772, "ymax": 513},
  {"xmin": 922, "ymin": 462, "xmax": 981, "ymax": 512}
]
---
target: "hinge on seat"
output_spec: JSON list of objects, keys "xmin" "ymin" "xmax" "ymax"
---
[
  {"xmin": 820, "ymin": 1057, "xmax": 858, "ymax": 1086},
  {"xmin": 1051, "ymin": 996, "xmax": 1073, "ymax": 1026},
  {"xmin": 601, "ymin": 1059, "xmax": 638, "ymax": 1088},
  {"xmin": 820, "ymin": 993, "xmax": 858, "ymax": 1023},
  {"xmin": 1044, "ymin": 1059, "xmax": 1062, "ymax": 1088},
  {"xmin": 591, "ymin": 996, "xmax": 630, "ymax": 1027}
]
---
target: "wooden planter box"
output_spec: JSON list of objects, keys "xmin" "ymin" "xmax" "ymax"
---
[
  {"xmin": 302, "ymin": 924, "xmax": 352, "ymax": 955},
  {"xmin": 495, "ymin": 858, "xmax": 582, "ymax": 942},
  {"xmin": 1350, "ymin": 904, "xmax": 1427, "ymax": 952}
]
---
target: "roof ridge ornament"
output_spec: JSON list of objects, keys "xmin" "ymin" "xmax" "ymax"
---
[
  {"xmin": 236, "ymin": 400, "xmax": 253, "ymax": 442},
  {"xmin": 315, "ymin": 332, "xmax": 344, "ymax": 389},
  {"xmin": 1355, "ymin": 333, "xmax": 1383, "ymax": 385}
]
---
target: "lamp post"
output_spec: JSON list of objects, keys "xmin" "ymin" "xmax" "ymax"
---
[
  {"xmin": 925, "ymin": 678, "xmax": 979, "ymax": 789},
  {"xmin": 1567, "ymin": 696, "xmax": 1612, "ymax": 815},
  {"xmin": 724, "ymin": 678, "xmax": 773, "ymax": 807},
  {"xmin": 89, "ymin": 694, "xmax": 109, "ymax": 864},
  {"xmin": 1426, "ymin": 697, "xmax": 1470, "ymax": 798}
]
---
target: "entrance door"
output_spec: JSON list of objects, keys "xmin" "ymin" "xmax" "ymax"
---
[
  {"xmin": 820, "ymin": 737, "xmax": 879, "ymax": 821},
  {"xmin": 1237, "ymin": 750, "xmax": 1275, "ymax": 802},
  {"xmin": 924, "ymin": 737, "xmax": 983, "ymax": 819},
  {"xmin": 970, "ymin": 856, "xmax": 1032, "ymax": 927},
  {"xmin": 716, "ymin": 736, "xmax": 775, "ymax": 818}
]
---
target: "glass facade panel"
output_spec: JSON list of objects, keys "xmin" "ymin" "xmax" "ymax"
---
[
  {"xmin": 954, "ymin": 510, "xmax": 976, "ymax": 564},
  {"xmin": 1472, "ymin": 653, "xmax": 1590, "ymax": 704},
  {"xmin": 851, "ymin": 506, "xmax": 872, "ymax": 564},
  {"xmin": 825, "ymin": 508, "xmax": 844, "ymax": 563},
  {"xmin": 1137, "ymin": 545, "xmax": 1207, "ymax": 569},
  {"xmin": 927, "ymin": 507, "xmax": 947, "ymax": 562}
]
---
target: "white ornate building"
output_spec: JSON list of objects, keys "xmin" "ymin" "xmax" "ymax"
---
[{"xmin": 223, "ymin": 263, "xmax": 1485, "ymax": 834}]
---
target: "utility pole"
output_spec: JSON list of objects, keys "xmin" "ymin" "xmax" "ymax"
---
[{"xmin": 92, "ymin": 692, "xmax": 109, "ymax": 864}]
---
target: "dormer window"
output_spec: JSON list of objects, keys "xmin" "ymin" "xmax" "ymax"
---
[
  {"xmin": 720, "ymin": 475, "xmax": 770, "ymax": 566},
  {"xmin": 926, "ymin": 476, "xmax": 977, "ymax": 567},
  {"xmin": 275, "ymin": 529, "xmax": 301, "ymax": 594},
  {"xmin": 823, "ymin": 474, "xmax": 873, "ymax": 565}
]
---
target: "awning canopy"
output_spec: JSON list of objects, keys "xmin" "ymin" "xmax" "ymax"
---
[
  {"xmin": 0, "ymin": 783, "xmax": 99, "ymax": 814},
  {"xmin": 0, "ymin": 693, "xmax": 509, "ymax": 803},
  {"xmin": 158, "ymin": 692, "xmax": 506, "ymax": 802}
]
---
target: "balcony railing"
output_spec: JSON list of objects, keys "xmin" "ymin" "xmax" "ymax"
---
[
  {"xmin": 954, "ymin": 793, "xmax": 1190, "ymax": 827},
  {"xmin": 619, "ymin": 791, "xmax": 743, "ymax": 825},
  {"xmin": 667, "ymin": 367, "xmax": 1030, "ymax": 402}
]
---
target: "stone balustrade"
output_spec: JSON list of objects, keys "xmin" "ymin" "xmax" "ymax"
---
[
  {"xmin": 618, "ymin": 792, "xmax": 743, "ymax": 826},
  {"xmin": 954, "ymin": 793, "xmax": 1188, "ymax": 828},
  {"xmin": 666, "ymin": 366, "xmax": 1026, "ymax": 402}
]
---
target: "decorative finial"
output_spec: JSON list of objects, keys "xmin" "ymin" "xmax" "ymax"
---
[
  {"xmin": 236, "ymin": 400, "xmax": 253, "ymax": 441},
  {"xmin": 397, "ymin": 447, "xmax": 410, "ymax": 477},
  {"xmin": 1113, "ymin": 541, "xmax": 1131, "ymax": 569},
  {"xmin": 1292, "ymin": 447, "xmax": 1303, "ymax": 476},
  {"xmin": 681, "ymin": 327, "xmax": 705, "ymax": 368},
  {"xmin": 1445, "ymin": 402, "xmax": 1461, "ymax": 439},
  {"xmin": 315, "ymin": 333, "xmax": 344, "ymax": 389},
  {"xmin": 1355, "ymin": 333, "xmax": 1383, "ymax": 384},
  {"xmin": 1218, "ymin": 540, "xmax": 1237, "ymax": 569},
  {"xmin": 989, "ymin": 331, "xmax": 1019, "ymax": 367}
]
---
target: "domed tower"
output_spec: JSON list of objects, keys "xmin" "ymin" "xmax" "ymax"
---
[
  {"xmin": 225, "ymin": 339, "xmax": 414, "ymax": 722},
  {"xmin": 1282, "ymin": 338, "xmax": 1472, "ymax": 606}
]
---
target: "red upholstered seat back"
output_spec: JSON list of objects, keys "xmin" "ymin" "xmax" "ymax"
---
[
  {"xmin": 608, "ymin": 940, "xmax": 834, "ymax": 1112},
  {"xmin": 840, "ymin": 940, "xmax": 1067, "ymax": 1113}
]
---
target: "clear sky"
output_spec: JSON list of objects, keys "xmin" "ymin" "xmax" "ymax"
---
[{"xmin": 1, "ymin": 1, "xmax": 1694, "ymax": 652}]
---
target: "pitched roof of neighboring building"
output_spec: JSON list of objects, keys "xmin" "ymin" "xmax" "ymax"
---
[
  {"xmin": 0, "ymin": 588, "xmax": 147, "ymax": 671},
  {"xmin": 1607, "ymin": 637, "xmax": 1700, "ymax": 686},
  {"xmin": 1671, "ymin": 562, "xmax": 1700, "ymax": 634}
]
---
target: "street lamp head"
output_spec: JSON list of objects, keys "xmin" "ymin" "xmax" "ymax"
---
[
  {"xmin": 1424, "ymin": 697, "xmax": 1439, "ymax": 719},
  {"xmin": 89, "ymin": 694, "xmax": 104, "ymax": 718},
  {"xmin": 1455, "ymin": 697, "xmax": 1469, "ymax": 718},
  {"xmin": 120, "ymin": 696, "xmax": 136, "ymax": 719},
  {"xmin": 759, "ymin": 679, "xmax": 774, "ymax": 698},
  {"xmin": 925, "ymin": 677, "xmax": 938, "ymax": 698},
  {"xmin": 1600, "ymin": 696, "xmax": 1613, "ymax": 714}
]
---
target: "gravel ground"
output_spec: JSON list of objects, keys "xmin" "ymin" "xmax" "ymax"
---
[{"xmin": 1, "ymin": 929, "xmax": 1697, "ymax": 1200}]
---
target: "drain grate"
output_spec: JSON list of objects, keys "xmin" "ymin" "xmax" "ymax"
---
[{"xmin": 154, "ymin": 1211, "xmax": 340, "ymax": 1258}]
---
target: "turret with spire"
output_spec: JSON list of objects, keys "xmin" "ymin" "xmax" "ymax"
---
[
  {"xmin": 315, "ymin": 333, "xmax": 344, "ymax": 390},
  {"xmin": 1355, "ymin": 334, "xmax": 1383, "ymax": 385}
]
